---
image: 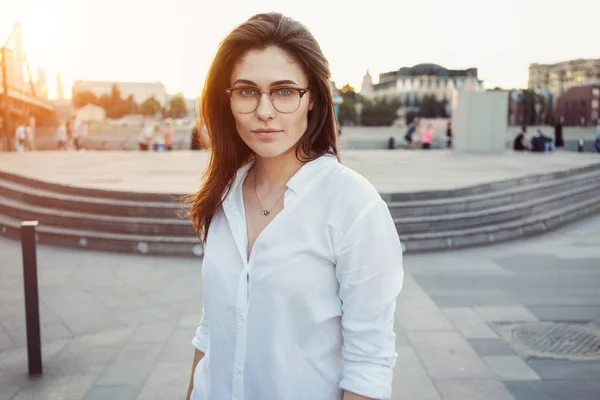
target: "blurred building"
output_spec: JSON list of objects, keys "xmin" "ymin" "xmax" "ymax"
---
[
  {"xmin": 34, "ymin": 68, "xmax": 48, "ymax": 98},
  {"xmin": 75, "ymin": 104, "xmax": 106, "ymax": 124},
  {"xmin": 72, "ymin": 80, "xmax": 168, "ymax": 106},
  {"xmin": 528, "ymin": 59, "xmax": 600, "ymax": 98},
  {"xmin": 57, "ymin": 74, "xmax": 65, "ymax": 100},
  {"xmin": 555, "ymin": 84, "xmax": 600, "ymax": 125},
  {"xmin": 360, "ymin": 64, "xmax": 483, "ymax": 105},
  {"xmin": 53, "ymin": 99, "xmax": 75, "ymax": 122}
]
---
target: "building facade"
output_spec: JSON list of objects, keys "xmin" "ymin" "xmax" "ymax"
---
[
  {"xmin": 72, "ymin": 80, "xmax": 168, "ymax": 106},
  {"xmin": 555, "ymin": 85, "xmax": 600, "ymax": 125},
  {"xmin": 360, "ymin": 64, "xmax": 483, "ymax": 105},
  {"xmin": 528, "ymin": 59, "xmax": 600, "ymax": 98}
]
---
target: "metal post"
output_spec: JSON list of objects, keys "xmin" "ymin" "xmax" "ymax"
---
[
  {"xmin": 1, "ymin": 46, "xmax": 11, "ymax": 151},
  {"xmin": 21, "ymin": 221, "xmax": 43, "ymax": 376}
]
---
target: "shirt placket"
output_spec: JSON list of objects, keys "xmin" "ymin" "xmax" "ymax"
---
[{"xmin": 223, "ymin": 192, "xmax": 250, "ymax": 400}]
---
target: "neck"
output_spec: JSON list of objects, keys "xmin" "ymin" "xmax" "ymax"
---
[{"xmin": 253, "ymin": 149, "xmax": 303, "ymax": 191}]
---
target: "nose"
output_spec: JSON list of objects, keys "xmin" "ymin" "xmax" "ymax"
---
[{"xmin": 255, "ymin": 92, "xmax": 275, "ymax": 120}]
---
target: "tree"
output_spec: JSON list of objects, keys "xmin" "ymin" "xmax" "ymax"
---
[
  {"xmin": 419, "ymin": 95, "xmax": 447, "ymax": 118},
  {"xmin": 97, "ymin": 94, "xmax": 111, "ymax": 112},
  {"xmin": 125, "ymin": 95, "xmax": 138, "ymax": 115},
  {"xmin": 167, "ymin": 95, "xmax": 188, "ymax": 118},
  {"xmin": 338, "ymin": 98, "xmax": 357, "ymax": 125},
  {"xmin": 73, "ymin": 90, "xmax": 98, "ymax": 108},
  {"xmin": 361, "ymin": 98, "xmax": 400, "ymax": 126},
  {"xmin": 140, "ymin": 96, "xmax": 162, "ymax": 116},
  {"xmin": 520, "ymin": 90, "xmax": 536, "ymax": 125}
]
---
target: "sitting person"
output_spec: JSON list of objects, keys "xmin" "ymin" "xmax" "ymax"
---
[
  {"xmin": 531, "ymin": 129, "xmax": 554, "ymax": 152},
  {"xmin": 513, "ymin": 125, "xmax": 530, "ymax": 151}
]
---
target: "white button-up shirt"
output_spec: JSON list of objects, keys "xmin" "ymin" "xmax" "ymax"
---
[{"xmin": 191, "ymin": 154, "xmax": 403, "ymax": 400}]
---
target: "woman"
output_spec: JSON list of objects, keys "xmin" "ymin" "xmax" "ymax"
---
[
  {"xmin": 446, "ymin": 120, "xmax": 453, "ymax": 149},
  {"xmin": 185, "ymin": 13, "xmax": 403, "ymax": 400},
  {"xmin": 421, "ymin": 123, "xmax": 434, "ymax": 149},
  {"xmin": 554, "ymin": 116, "xmax": 564, "ymax": 150},
  {"xmin": 164, "ymin": 120, "xmax": 174, "ymax": 151},
  {"xmin": 191, "ymin": 118, "xmax": 210, "ymax": 150}
]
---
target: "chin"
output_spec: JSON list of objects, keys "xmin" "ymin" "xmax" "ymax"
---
[
  {"xmin": 249, "ymin": 141, "xmax": 295, "ymax": 159},
  {"xmin": 252, "ymin": 145, "xmax": 290, "ymax": 159}
]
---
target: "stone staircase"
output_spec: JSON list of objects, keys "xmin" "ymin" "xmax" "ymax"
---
[{"xmin": 0, "ymin": 163, "xmax": 599, "ymax": 257}]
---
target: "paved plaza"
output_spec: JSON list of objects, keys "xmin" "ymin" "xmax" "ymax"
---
[
  {"xmin": 0, "ymin": 149, "xmax": 598, "ymax": 195},
  {"xmin": 30, "ymin": 125, "xmax": 600, "ymax": 152},
  {"xmin": 1, "ymin": 210, "xmax": 599, "ymax": 399}
]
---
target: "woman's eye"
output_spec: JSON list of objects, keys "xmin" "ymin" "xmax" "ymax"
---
[
  {"xmin": 276, "ymin": 88, "xmax": 294, "ymax": 96},
  {"xmin": 240, "ymin": 88, "xmax": 256, "ymax": 96}
]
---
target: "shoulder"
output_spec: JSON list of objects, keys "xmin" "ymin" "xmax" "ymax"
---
[{"xmin": 317, "ymin": 159, "xmax": 383, "ymax": 214}]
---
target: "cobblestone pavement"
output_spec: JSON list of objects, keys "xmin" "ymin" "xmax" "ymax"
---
[{"xmin": 1, "ymin": 213, "xmax": 599, "ymax": 399}]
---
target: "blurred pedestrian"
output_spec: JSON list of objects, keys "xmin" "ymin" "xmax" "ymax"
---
[
  {"xmin": 446, "ymin": 120, "xmax": 453, "ymax": 149},
  {"xmin": 404, "ymin": 117, "xmax": 418, "ymax": 145},
  {"xmin": 65, "ymin": 119, "xmax": 75, "ymax": 150},
  {"xmin": 554, "ymin": 116, "xmax": 564, "ymax": 150},
  {"xmin": 14, "ymin": 120, "xmax": 26, "ymax": 152},
  {"xmin": 138, "ymin": 121, "xmax": 153, "ymax": 151},
  {"xmin": 57, "ymin": 121, "xmax": 68, "ymax": 150},
  {"xmin": 164, "ymin": 120, "xmax": 174, "ymax": 151},
  {"xmin": 421, "ymin": 123, "xmax": 434, "ymax": 149},
  {"xmin": 531, "ymin": 129, "xmax": 553, "ymax": 152},
  {"xmin": 73, "ymin": 119, "xmax": 88, "ymax": 151},
  {"xmin": 190, "ymin": 118, "xmax": 209, "ymax": 150},
  {"xmin": 513, "ymin": 125, "xmax": 530, "ymax": 151}
]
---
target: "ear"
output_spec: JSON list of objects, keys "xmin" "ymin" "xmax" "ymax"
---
[{"xmin": 308, "ymin": 94, "xmax": 314, "ymax": 111}]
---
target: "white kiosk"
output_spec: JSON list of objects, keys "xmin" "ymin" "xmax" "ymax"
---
[{"xmin": 452, "ymin": 91, "xmax": 509, "ymax": 153}]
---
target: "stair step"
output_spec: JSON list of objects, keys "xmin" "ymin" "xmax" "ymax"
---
[
  {"xmin": 0, "ymin": 214, "xmax": 203, "ymax": 257},
  {"xmin": 0, "ymin": 170, "xmax": 181, "ymax": 202},
  {"xmin": 0, "ymin": 178, "xmax": 185, "ymax": 218},
  {"xmin": 0, "ymin": 194, "xmax": 195, "ymax": 236},
  {"xmin": 401, "ymin": 194, "xmax": 600, "ymax": 252},
  {"xmin": 394, "ymin": 181, "xmax": 600, "ymax": 233},
  {"xmin": 383, "ymin": 162, "xmax": 600, "ymax": 202},
  {"xmin": 388, "ymin": 169, "xmax": 600, "ymax": 216}
]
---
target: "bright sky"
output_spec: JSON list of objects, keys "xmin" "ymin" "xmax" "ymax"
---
[{"xmin": 1, "ymin": 0, "xmax": 598, "ymax": 100}]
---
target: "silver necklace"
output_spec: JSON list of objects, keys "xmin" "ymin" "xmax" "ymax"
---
[{"xmin": 253, "ymin": 169, "xmax": 286, "ymax": 216}]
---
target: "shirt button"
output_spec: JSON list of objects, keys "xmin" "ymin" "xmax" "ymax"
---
[
  {"xmin": 235, "ymin": 366, "xmax": 242, "ymax": 375},
  {"xmin": 237, "ymin": 314, "xmax": 245, "ymax": 323}
]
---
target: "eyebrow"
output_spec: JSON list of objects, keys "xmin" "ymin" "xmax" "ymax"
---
[{"xmin": 232, "ymin": 79, "xmax": 299, "ymax": 87}]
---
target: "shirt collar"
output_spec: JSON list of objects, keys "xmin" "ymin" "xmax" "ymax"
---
[
  {"xmin": 285, "ymin": 153, "xmax": 338, "ymax": 194},
  {"xmin": 224, "ymin": 153, "xmax": 338, "ymax": 202}
]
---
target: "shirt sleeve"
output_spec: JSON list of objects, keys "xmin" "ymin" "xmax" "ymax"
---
[
  {"xmin": 334, "ymin": 198, "xmax": 403, "ymax": 400},
  {"xmin": 191, "ymin": 304, "xmax": 210, "ymax": 353}
]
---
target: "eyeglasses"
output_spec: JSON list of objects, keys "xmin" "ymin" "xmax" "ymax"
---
[{"xmin": 225, "ymin": 86, "xmax": 310, "ymax": 114}]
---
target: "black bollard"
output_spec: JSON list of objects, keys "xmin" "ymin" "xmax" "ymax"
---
[
  {"xmin": 21, "ymin": 221, "xmax": 43, "ymax": 376},
  {"xmin": 388, "ymin": 137, "xmax": 395, "ymax": 150}
]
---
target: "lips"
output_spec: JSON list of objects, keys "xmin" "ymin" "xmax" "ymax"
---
[{"xmin": 253, "ymin": 129, "xmax": 281, "ymax": 139}]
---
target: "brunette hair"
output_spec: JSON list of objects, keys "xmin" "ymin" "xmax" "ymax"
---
[{"xmin": 185, "ymin": 12, "xmax": 339, "ymax": 243}]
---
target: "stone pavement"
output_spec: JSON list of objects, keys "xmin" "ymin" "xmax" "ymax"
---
[
  {"xmin": 1, "ymin": 213, "xmax": 600, "ymax": 399},
  {"xmin": 0, "ymin": 150, "xmax": 598, "ymax": 195}
]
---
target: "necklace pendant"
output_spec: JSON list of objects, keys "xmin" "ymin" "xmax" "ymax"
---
[{"xmin": 262, "ymin": 209, "xmax": 269, "ymax": 216}]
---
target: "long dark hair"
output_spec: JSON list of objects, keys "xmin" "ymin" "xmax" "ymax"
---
[{"xmin": 185, "ymin": 12, "xmax": 339, "ymax": 244}]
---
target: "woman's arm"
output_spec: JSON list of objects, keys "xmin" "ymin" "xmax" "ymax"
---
[
  {"xmin": 334, "ymin": 199, "xmax": 404, "ymax": 400},
  {"xmin": 343, "ymin": 390, "xmax": 375, "ymax": 400},
  {"xmin": 185, "ymin": 349, "xmax": 205, "ymax": 400},
  {"xmin": 186, "ymin": 305, "xmax": 210, "ymax": 399}
]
